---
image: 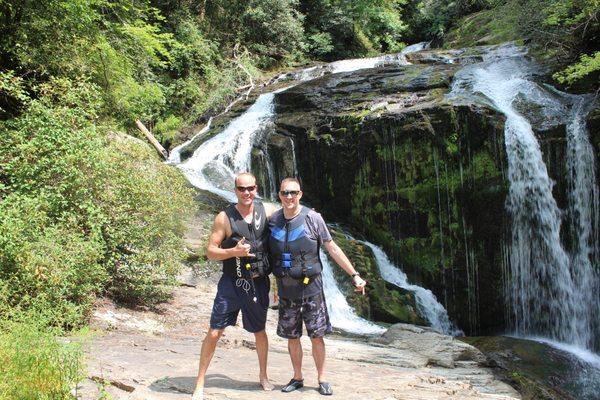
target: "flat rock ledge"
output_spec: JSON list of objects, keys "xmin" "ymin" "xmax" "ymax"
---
[{"xmin": 77, "ymin": 268, "xmax": 520, "ymax": 400}]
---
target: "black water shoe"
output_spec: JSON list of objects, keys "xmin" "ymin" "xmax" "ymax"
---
[
  {"xmin": 281, "ymin": 378, "xmax": 304, "ymax": 393},
  {"xmin": 318, "ymin": 382, "xmax": 333, "ymax": 396}
]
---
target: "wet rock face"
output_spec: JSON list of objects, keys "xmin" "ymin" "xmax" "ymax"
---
[
  {"xmin": 272, "ymin": 50, "xmax": 596, "ymax": 337},
  {"xmin": 274, "ymin": 59, "xmax": 511, "ymax": 335},
  {"xmin": 463, "ymin": 336, "xmax": 600, "ymax": 400}
]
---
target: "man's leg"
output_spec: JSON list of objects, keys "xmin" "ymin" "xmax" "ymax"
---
[
  {"xmin": 254, "ymin": 330, "xmax": 274, "ymax": 390},
  {"xmin": 192, "ymin": 328, "xmax": 223, "ymax": 399},
  {"xmin": 288, "ymin": 338, "xmax": 304, "ymax": 380},
  {"xmin": 311, "ymin": 336, "xmax": 326, "ymax": 382},
  {"xmin": 304, "ymin": 292, "xmax": 333, "ymax": 395}
]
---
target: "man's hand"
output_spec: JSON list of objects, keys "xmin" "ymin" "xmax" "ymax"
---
[
  {"xmin": 233, "ymin": 237, "xmax": 255, "ymax": 258},
  {"xmin": 353, "ymin": 275, "xmax": 367, "ymax": 295}
]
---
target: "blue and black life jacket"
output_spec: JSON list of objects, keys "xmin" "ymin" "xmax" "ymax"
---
[
  {"xmin": 269, "ymin": 206, "xmax": 322, "ymax": 281},
  {"xmin": 221, "ymin": 201, "xmax": 270, "ymax": 278}
]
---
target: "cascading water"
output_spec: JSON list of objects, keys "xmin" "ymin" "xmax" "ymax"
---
[
  {"xmin": 177, "ymin": 92, "xmax": 278, "ymax": 202},
  {"xmin": 274, "ymin": 42, "xmax": 430, "ymax": 82},
  {"xmin": 361, "ymin": 241, "xmax": 462, "ymax": 336},
  {"xmin": 448, "ymin": 44, "xmax": 599, "ymax": 355},
  {"xmin": 168, "ymin": 43, "xmax": 431, "ymax": 335},
  {"xmin": 320, "ymin": 252, "xmax": 385, "ymax": 335},
  {"xmin": 169, "ymin": 43, "xmax": 449, "ymax": 334},
  {"xmin": 565, "ymin": 96, "xmax": 600, "ymax": 351}
]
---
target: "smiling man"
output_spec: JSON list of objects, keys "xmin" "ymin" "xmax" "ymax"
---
[
  {"xmin": 191, "ymin": 172, "xmax": 278, "ymax": 400},
  {"xmin": 269, "ymin": 177, "xmax": 367, "ymax": 396}
]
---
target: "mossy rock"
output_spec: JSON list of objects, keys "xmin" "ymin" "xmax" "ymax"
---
[
  {"xmin": 443, "ymin": 7, "xmax": 522, "ymax": 50},
  {"xmin": 326, "ymin": 228, "xmax": 426, "ymax": 326}
]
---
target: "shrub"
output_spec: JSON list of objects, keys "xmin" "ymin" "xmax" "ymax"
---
[
  {"xmin": 0, "ymin": 75, "xmax": 195, "ymax": 320},
  {"xmin": 98, "ymin": 133, "xmax": 195, "ymax": 303},
  {"xmin": 0, "ymin": 315, "xmax": 86, "ymax": 400}
]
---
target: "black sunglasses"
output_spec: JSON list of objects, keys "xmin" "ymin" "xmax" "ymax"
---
[
  {"xmin": 280, "ymin": 190, "xmax": 300, "ymax": 197},
  {"xmin": 236, "ymin": 185, "xmax": 257, "ymax": 192}
]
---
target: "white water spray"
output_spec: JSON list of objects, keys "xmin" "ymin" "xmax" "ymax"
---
[
  {"xmin": 320, "ymin": 252, "xmax": 385, "ymax": 335},
  {"xmin": 361, "ymin": 241, "xmax": 462, "ymax": 335}
]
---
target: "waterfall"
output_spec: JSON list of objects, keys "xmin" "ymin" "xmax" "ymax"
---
[
  {"xmin": 448, "ymin": 43, "xmax": 599, "ymax": 353},
  {"xmin": 274, "ymin": 41, "xmax": 430, "ymax": 82},
  {"xmin": 167, "ymin": 118, "xmax": 213, "ymax": 165},
  {"xmin": 361, "ymin": 241, "xmax": 462, "ymax": 336},
  {"xmin": 177, "ymin": 92, "xmax": 279, "ymax": 202},
  {"xmin": 168, "ymin": 43, "xmax": 432, "ymax": 335},
  {"xmin": 565, "ymin": 96, "xmax": 600, "ymax": 350}
]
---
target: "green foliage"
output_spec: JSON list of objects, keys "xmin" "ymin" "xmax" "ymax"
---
[
  {"xmin": 241, "ymin": 0, "xmax": 306, "ymax": 67},
  {"xmin": 301, "ymin": 0, "xmax": 407, "ymax": 60},
  {"xmin": 543, "ymin": 0, "xmax": 600, "ymax": 85},
  {"xmin": 0, "ymin": 77, "xmax": 195, "ymax": 323},
  {"xmin": 154, "ymin": 114, "xmax": 183, "ymax": 143},
  {"xmin": 98, "ymin": 134, "xmax": 195, "ymax": 303},
  {"xmin": 0, "ymin": 315, "xmax": 86, "ymax": 400},
  {"xmin": 554, "ymin": 51, "xmax": 600, "ymax": 84},
  {"xmin": 405, "ymin": 0, "xmax": 492, "ymax": 40}
]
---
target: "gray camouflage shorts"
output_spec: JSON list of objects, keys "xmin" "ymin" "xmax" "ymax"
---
[{"xmin": 277, "ymin": 292, "xmax": 332, "ymax": 339}]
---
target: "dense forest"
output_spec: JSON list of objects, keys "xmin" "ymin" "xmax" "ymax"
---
[{"xmin": 0, "ymin": 0, "xmax": 598, "ymax": 397}]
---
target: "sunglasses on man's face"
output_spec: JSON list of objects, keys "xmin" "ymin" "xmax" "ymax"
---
[
  {"xmin": 236, "ymin": 185, "xmax": 256, "ymax": 193},
  {"xmin": 279, "ymin": 190, "xmax": 300, "ymax": 197}
]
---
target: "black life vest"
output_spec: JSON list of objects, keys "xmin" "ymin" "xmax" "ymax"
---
[
  {"xmin": 221, "ymin": 201, "xmax": 270, "ymax": 278},
  {"xmin": 269, "ymin": 206, "xmax": 322, "ymax": 280}
]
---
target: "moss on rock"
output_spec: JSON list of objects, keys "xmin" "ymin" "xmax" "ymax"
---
[{"xmin": 327, "ymin": 228, "xmax": 425, "ymax": 325}]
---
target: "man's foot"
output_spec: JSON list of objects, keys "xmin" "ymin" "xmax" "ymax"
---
[
  {"xmin": 260, "ymin": 378, "xmax": 274, "ymax": 391},
  {"xmin": 281, "ymin": 378, "xmax": 304, "ymax": 393},
  {"xmin": 318, "ymin": 382, "xmax": 333, "ymax": 396},
  {"xmin": 191, "ymin": 387, "xmax": 204, "ymax": 400}
]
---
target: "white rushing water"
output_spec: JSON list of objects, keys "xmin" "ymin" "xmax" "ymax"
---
[
  {"xmin": 320, "ymin": 252, "xmax": 385, "ymax": 335},
  {"xmin": 448, "ymin": 44, "xmax": 599, "ymax": 354},
  {"xmin": 274, "ymin": 42, "xmax": 430, "ymax": 82},
  {"xmin": 565, "ymin": 96, "xmax": 600, "ymax": 351},
  {"xmin": 361, "ymin": 241, "xmax": 462, "ymax": 336},
  {"xmin": 169, "ymin": 42, "xmax": 451, "ymax": 336}
]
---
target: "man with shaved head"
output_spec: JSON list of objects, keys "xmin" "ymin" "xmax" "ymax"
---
[{"xmin": 192, "ymin": 172, "xmax": 278, "ymax": 400}]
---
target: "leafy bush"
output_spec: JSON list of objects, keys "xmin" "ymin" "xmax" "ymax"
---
[
  {"xmin": 0, "ymin": 75, "xmax": 195, "ymax": 322},
  {"xmin": 98, "ymin": 133, "xmax": 195, "ymax": 303},
  {"xmin": 0, "ymin": 315, "xmax": 86, "ymax": 400}
]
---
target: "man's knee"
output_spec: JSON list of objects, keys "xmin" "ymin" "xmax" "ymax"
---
[
  {"xmin": 205, "ymin": 328, "xmax": 224, "ymax": 342},
  {"xmin": 310, "ymin": 336, "xmax": 325, "ymax": 346},
  {"xmin": 254, "ymin": 330, "xmax": 267, "ymax": 339}
]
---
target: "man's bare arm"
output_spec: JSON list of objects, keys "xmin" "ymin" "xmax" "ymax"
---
[
  {"xmin": 323, "ymin": 240, "xmax": 367, "ymax": 294},
  {"xmin": 206, "ymin": 212, "xmax": 254, "ymax": 261}
]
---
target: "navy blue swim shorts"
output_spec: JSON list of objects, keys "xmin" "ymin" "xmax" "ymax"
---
[{"xmin": 209, "ymin": 274, "xmax": 270, "ymax": 333}]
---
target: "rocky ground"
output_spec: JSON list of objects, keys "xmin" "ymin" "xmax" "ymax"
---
[
  {"xmin": 76, "ymin": 273, "xmax": 521, "ymax": 399},
  {"xmin": 73, "ymin": 198, "xmax": 520, "ymax": 400}
]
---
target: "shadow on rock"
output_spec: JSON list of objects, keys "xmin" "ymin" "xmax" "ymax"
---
[{"xmin": 149, "ymin": 374, "xmax": 269, "ymax": 394}]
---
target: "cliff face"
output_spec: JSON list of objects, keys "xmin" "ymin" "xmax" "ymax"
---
[{"xmin": 270, "ymin": 51, "xmax": 599, "ymax": 335}]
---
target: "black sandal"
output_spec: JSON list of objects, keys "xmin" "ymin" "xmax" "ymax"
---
[
  {"xmin": 281, "ymin": 378, "xmax": 304, "ymax": 393},
  {"xmin": 318, "ymin": 382, "xmax": 333, "ymax": 396}
]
